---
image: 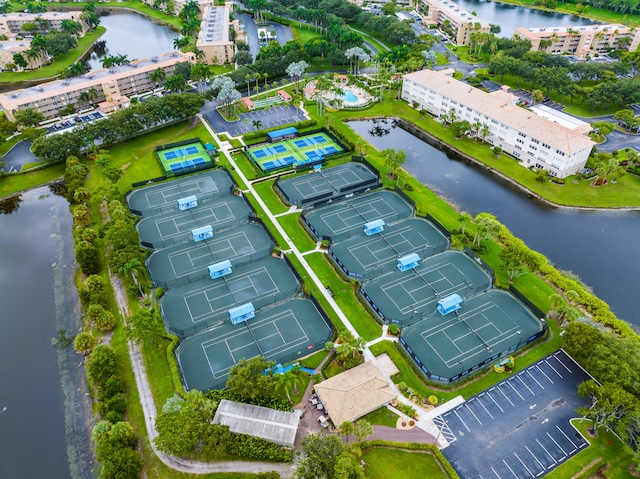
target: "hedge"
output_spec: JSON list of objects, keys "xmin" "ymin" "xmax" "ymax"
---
[
  {"xmin": 166, "ymin": 334, "xmax": 186, "ymax": 396},
  {"xmin": 242, "ymin": 119, "xmax": 318, "ymax": 142}
]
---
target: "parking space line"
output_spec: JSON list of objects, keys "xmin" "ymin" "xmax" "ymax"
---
[
  {"xmin": 476, "ymin": 395, "xmax": 495, "ymax": 419},
  {"xmin": 453, "ymin": 409, "xmax": 470, "ymax": 432},
  {"xmin": 514, "ymin": 452, "xmax": 535, "ymax": 478},
  {"xmin": 507, "ymin": 379, "xmax": 525, "ymax": 400},
  {"xmin": 525, "ymin": 445, "xmax": 545, "ymax": 472},
  {"xmin": 547, "ymin": 432, "xmax": 567, "ymax": 459},
  {"xmin": 535, "ymin": 363, "xmax": 554, "ymax": 384},
  {"xmin": 491, "ymin": 466, "xmax": 502, "ymax": 478},
  {"xmin": 517, "ymin": 374, "xmax": 535, "ymax": 395},
  {"xmin": 544, "ymin": 358, "xmax": 563, "ymax": 379},
  {"xmin": 503, "ymin": 459, "xmax": 519, "ymax": 478},
  {"xmin": 465, "ymin": 402, "xmax": 483, "ymax": 425},
  {"xmin": 496, "ymin": 384, "xmax": 515, "ymax": 406},
  {"xmin": 554, "ymin": 352, "xmax": 573, "ymax": 373},
  {"xmin": 486, "ymin": 389, "xmax": 505, "ymax": 413},
  {"xmin": 527, "ymin": 369, "xmax": 545, "ymax": 390},
  {"xmin": 557, "ymin": 425, "xmax": 578, "ymax": 451},
  {"xmin": 536, "ymin": 439, "xmax": 557, "ymax": 467}
]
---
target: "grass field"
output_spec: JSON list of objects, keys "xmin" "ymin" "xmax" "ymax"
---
[{"xmin": 362, "ymin": 448, "xmax": 452, "ymax": 479}]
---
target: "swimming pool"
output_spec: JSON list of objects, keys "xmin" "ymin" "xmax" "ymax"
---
[{"xmin": 341, "ymin": 89, "xmax": 358, "ymax": 103}]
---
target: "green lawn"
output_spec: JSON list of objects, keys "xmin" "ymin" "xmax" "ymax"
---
[
  {"xmin": 277, "ymin": 213, "xmax": 317, "ymax": 252},
  {"xmin": 299, "ymin": 349, "xmax": 329, "ymax": 369},
  {"xmin": 360, "ymin": 406, "xmax": 398, "ymax": 427},
  {"xmin": 0, "ymin": 27, "xmax": 106, "ymax": 84},
  {"xmin": 362, "ymin": 448, "xmax": 452, "ymax": 479},
  {"xmin": 252, "ymin": 179, "xmax": 290, "ymax": 215}
]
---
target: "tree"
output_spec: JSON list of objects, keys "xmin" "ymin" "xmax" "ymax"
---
[
  {"xmin": 14, "ymin": 108, "xmax": 44, "ymax": 128},
  {"xmin": 87, "ymin": 303, "xmax": 116, "ymax": 331},
  {"xmin": 75, "ymin": 240, "xmax": 100, "ymax": 275},
  {"xmin": 173, "ymin": 36, "xmax": 190, "ymax": 51},
  {"xmin": 233, "ymin": 50, "xmax": 253, "ymax": 66},
  {"xmin": 165, "ymin": 73, "xmax": 187, "ymax": 93},
  {"xmin": 190, "ymin": 62, "xmax": 211, "ymax": 95},
  {"xmin": 381, "ymin": 148, "xmax": 406, "ymax": 181},
  {"xmin": 578, "ymin": 380, "xmax": 639, "ymax": 433},
  {"xmin": 286, "ymin": 60, "xmax": 309, "ymax": 93},
  {"xmin": 354, "ymin": 419, "xmax": 373, "ymax": 442},
  {"xmin": 531, "ymin": 89, "xmax": 544, "ymax": 105},
  {"xmin": 12, "ymin": 53, "xmax": 27, "ymax": 70},
  {"xmin": 126, "ymin": 308, "xmax": 165, "ymax": 346},
  {"xmin": 74, "ymin": 331, "xmax": 97, "ymax": 355},
  {"xmin": 226, "ymin": 356, "xmax": 275, "ymax": 399},
  {"xmin": 60, "ymin": 20, "xmax": 82, "ymax": 36},
  {"xmin": 0, "ymin": 1, "xmax": 11, "ymax": 14},
  {"xmin": 296, "ymin": 433, "xmax": 344, "ymax": 479},
  {"xmin": 149, "ymin": 68, "xmax": 166, "ymax": 90},
  {"xmin": 86, "ymin": 344, "xmax": 118, "ymax": 387},
  {"xmin": 500, "ymin": 243, "xmax": 527, "ymax": 281},
  {"xmin": 339, "ymin": 421, "xmax": 356, "ymax": 442},
  {"xmin": 252, "ymin": 119, "xmax": 263, "ymax": 130},
  {"xmin": 473, "ymin": 213, "xmax": 501, "ymax": 246}
]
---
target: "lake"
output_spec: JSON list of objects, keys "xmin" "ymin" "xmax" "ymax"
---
[
  {"xmin": 348, "ymin": 119, "xmax": 640, "ymax": 328},
  {"xmin": 0, "ymin": 187, "xmax": 94, "ymax": 479}
]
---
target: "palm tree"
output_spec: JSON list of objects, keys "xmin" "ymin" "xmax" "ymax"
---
[
  {"xmin": 479, "ymin": 124, "xmax": 490, "ymax": 144},
  {"xmin": 173, "ymin": 36, "xmax": 190, "ymax": 51},
  {"xmin": 120, "ymin": 258, "xmax": 145, "ymax": 297},
  {"xmin": 252, "ymin": 119, "xmax": 262, "ymax": 130},
  {"xmin": 253, "ymin": 72, "xmax": 262, "ymax": 98},
  {"xmin": 149, "ymin": 68, "xmax": 166, "ymax": 90},
  {"xmin": 244, "ymin": 74, "xmax": 252, "ymax": 95}
]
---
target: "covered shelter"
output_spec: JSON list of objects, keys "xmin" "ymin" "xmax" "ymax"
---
[
  {"xmin": 208, "ymin": 260, "xmax": 232, "ymax": 279},
  {"xmin": 267, "ymin": 127, "xmax": 298, "ymax": 143},
  {"xmin": 212, "ymin": 399, "xmax": 300, "ymax": 448},
  {"xmin": 177, "ymin": 195, "xmax": 198, "ymax": 211},
  {"xmin": 205, "ymin": 143, "xmax": 216, "ymax": 155},
  {"xmin": 191, "ymin": 225, "xmax": 213, "ymax": 242},
  {"xmin": 437, "ymin": 293, "xmax": 463, "ymax": 315},
  {"xmin": 397, "ymin": 253, "xmax": 420, "ymax": 272},
  {"xmin": 364, "ymin": 219, "xmax": 385, "ymax": 236},
  {"xmin": 229, "ymin": 302, "xmax": 255, "ymax": 324},
  {"xmin": 314, "ymin": 361, "xmax": 395, "ymax": 425}
]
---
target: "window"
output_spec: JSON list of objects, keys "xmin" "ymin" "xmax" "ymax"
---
[
  {"xmin": 542, "ymin": 143, "xmax": 550, "ymax": 149},
  {"xmin": 514, "ymin": 145, "xmax": 522, "ymax": 150},
  {"xmin": 518, "ymin": 132, "xmax": 526, "ymax": 137},
  {"xmin": 516, "ymin": 138, "xmax": 524, "ymax": 144},
  {"xmin": 531, "ymin": 138, "xmax": 540, "ymax": 144},
  {"xmin": 529, "ymin": 145, "xmax": 537, "ymax": 150},
  {"xmin": 466, "ymin": 107, "xmax": 472, "ymax": 111}
]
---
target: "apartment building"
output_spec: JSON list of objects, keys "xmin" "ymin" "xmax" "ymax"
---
[
  {"xmin": 195, "ymin": 6, "xmax": 234, "ymax": 65},
  {"xmin": 0, "ymin": 51, "xmax": 195, "ymax": 122},
  {"xmin": 401, "ymin": 69, "xmax": 595, "ymax": 178},
  {"xmin": 515, "ymin": 24, "xmax": 640, "ymax": 58},
  {"xmin": 0, "ymin": 11, "xmax": 89, "ymax": 38},
  {"xmin": 419, "ymin": 0, "xmax": 489, "ymax": 45},
  {"xmin": 0, "ymin": 40, "xmax": 48, "ymax": 70}
]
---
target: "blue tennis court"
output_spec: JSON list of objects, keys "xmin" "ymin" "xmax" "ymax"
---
[
  {"xmin": 253, "ymin": 149, "xmax": 267, "ymax": 158},
  {"xmin": 313, "ymin": 136, "xmax": 327, "ymax": 143},
  {"xmin": 185, "ymin": 146, "xmax": 199, "ymax": 155},
  {"xmin": 294, "ymin": 139, "xmax": 309, "ymax": 148},
  {"xmin": 273, "ymin": 144, "xmax": 287, "ymax": 153},
  {"xmin": 165, "ymin": 151, "xmax": 177, "ymax": 160}
]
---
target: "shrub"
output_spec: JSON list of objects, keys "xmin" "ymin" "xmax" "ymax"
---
[
  {"xmin": 74, "ymin": 332, "xmax": 97, "ymax": 355},
  {"xmin": 388, "ymin": 323, "xmax": 399, "ymax": 335},
  {"xmin": 428, "ymin": 395, "xmax": 439, "ymax": 405},
  {"xmin": 397, "ymin": 403, "xmax": 417, "ymax": 418}
]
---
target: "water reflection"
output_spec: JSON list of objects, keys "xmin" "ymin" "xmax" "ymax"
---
[
  {"xmin": 368, "ymin": 118, "xmax": 398, "ymax": 138},
  {"xmin": 0, "ymin": 194, "xmax": 22, "ymax": 214}
]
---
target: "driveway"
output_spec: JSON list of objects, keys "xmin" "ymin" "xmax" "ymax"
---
[
  {"xmin": 1, "ymin": 140, "xmax": 41, "ymax": 173},
  {"xmin": 236, "ymin": 14, "xmax": 294, "ymax": 60},
  {"xmin": 599, "ymin": 129, "xmax": 640, "ymax": 153}
]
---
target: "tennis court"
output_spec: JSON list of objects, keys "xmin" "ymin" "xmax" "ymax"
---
[
  {"xmin": 159, "ymin": 256, "xmax": 300, "ymax": 337},
  {"xmin": 400, "ymin": 289, "xmax": 545, "ymax": 383},
  {"xmin": 127, "ymin": 170, "xmax": 233, "ymax": 217},
  {"xmin": 146, "ymin": 223, "xmax": 274, "ymax": 289},
  {"xmin": 247, "ymin": 132, "xmax": 344, "ymax": 173},
  {"xmin": 329, "ymin": 217, "xmax": 449, "ymax": 280},
  {"xmin": 175, "ymin": 297, "xmax": 333, "ymax": 391},
  {"xmin": 360, "ymin": 251, "xmax": 492, "ymax": 326},
  {"xmin": 157, "ymin": 140, "xmax": 213, "ymax": 175},
  {"xmin": 303, "ymin": 190, "xmax": 414, "ymax": 242},
  {"xmin": 276, "ymin": 162, "xmax": 379, "ymax": 206},
  {"xmin": 136, "ymin": 196, "xmax": 253, "ymax": 249}
]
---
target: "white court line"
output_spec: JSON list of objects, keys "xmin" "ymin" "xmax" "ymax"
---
[
  {"xmin": 546, "ymin": 432, "xmax": 567, "ymax": 460},
  {"xmin": 527, "ymin": 368, "xmax": 545, "ymax": 390},
  {"xmin": 503, "ymin": 459, "xmax": 519, "ymax": 479},
  {"xmin": 536, "ymin": 438, "xmax": 557, "ymax": 467},
  {"xmin": 535, "ymin": 363, "xmax": 554, "ymax": 384},
  {"xmin": 476, "ymin": 394, "xmax": 495, "ymax": 419},
  {"xmin": 465, "ymin": 402, "xmax": 483, "ymax": 425},
  {"xmin": 486, "ymin": 388, "xmax": 505, "ymax": 413},
  {"xmin": 496, "ymin": 384, "xmax": 515, "ymax": 407},
  {"xmin": 514, "ymin": 452, "xmax": 535, "ymax": 478},
  {"xmin": 507, "ymin": 379, "xmax": 525, "ymax": 401},
  {"xmin": 554, "ymin": 352, "xmax": 573, "ymax": 373},
  {"xmin": 525, "ymin": 445, "xmax": 546, "ymax": 473},
  {"xmin": 517, "ymin": 374, "xmax": 535, "ymax": 395},
  {"xmin": 545, "ymin": 358, "xmax": 564, "ymax": 379},
  {"xmin": 453, "ymin": 409, "xmax": 470, "ymax": 432},
  {"xmin": 556, "ymin": 425, "xmax": 578, "ymax": 451},
  {"xmin": 490, "ymin": 466, "xmax": 502, "ymax": 478}
]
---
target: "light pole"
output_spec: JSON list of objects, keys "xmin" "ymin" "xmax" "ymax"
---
[{"xmin": 516, "ymin": 330, "xmax": 522, "ymax": 349}]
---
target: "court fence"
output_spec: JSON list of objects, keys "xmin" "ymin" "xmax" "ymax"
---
[
  {"xmin": 352, "ymin": 156, "xmax": 381, "ymax": 183},
  {"xmin": 424, "ymin": 213, "xmax": 452, "ymax": 240},
  {"xmin": 154, "ymin": 137, "xmax": 204, "ymax": 153},
  {"xmin": 129, "ymin": 184, "xmax": 235, "ymax": 217},
  {"xmin": 509, "ymin": 285, "xmax": 548, "ymax": 322},
  {"xmin": 463, "ymin": 247, "xmax": 495, "ymax": 284}
]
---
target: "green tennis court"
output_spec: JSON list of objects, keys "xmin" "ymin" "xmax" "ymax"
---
[
  {"xmin": 159, "ymin": 256, "xmax": 300, "ymax": 337},
  {"xmin": 175, "ymin": 297, "xmax": 333, "ymax": 391},
  {"xmin": 360, "ymin": 251, "xmax": 492, "ymax": 326},
  {"xmin": 329, "ymin": 218, "xmax": 449, "ymax": 280},
  {"xmin": 136, "ymin": 196, "xmax": 253, "ymax": 249},
  {"xmin": 127, "ymin": 171, "xmax": 233, "ymax": 217},
  {"xmin": 276, "ymin": 162, "xmax": 379, "ymax": 206},
  {"xmin": 247, "ymin": 132, "xmax": 344, "ymax": 173},
  {"xmin": 400, "ymin": 289, "xmax": 545, "ymax": 382},
  {"xmin": 303, "ymin": 190, "xmax": 414, "ymax": 242},
  {"xmin": 157, "ymin": 140, "xmax": 213, "ymax": 175},
  {"xmin": 146, "ymin": 223, "xmax": 274, "ymax": 289}
]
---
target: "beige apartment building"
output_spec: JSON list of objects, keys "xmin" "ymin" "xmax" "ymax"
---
[
  {"xmin": 196, "ymin": 6, "xmax": 234, "ymax": 65},
  {"xmin": 0, "ymin": 51, "xmax": 195, "ymax": 122},
  {"xmin": 401, "ymin": 69, "xmax": 595, "ymax": 178},
  {"xmin": 0, "ymin": 40, "xmax": 48, "ymax": 70},
  {"xmin": 515, "ymin": 24, "xmax": 640, "ymax": 57},
  {"xmin": 0, "ymin": 11, "xmax": 89, "ymax": 38},
  {"xmin": 419, "ymin": 0, "xmax": 489, "ymax": 45}
]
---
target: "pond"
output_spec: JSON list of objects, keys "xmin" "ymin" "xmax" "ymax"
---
[
  {"xmin": 84, "ymin": 11, "xmax": 179, "ymax": 71},
  {"xmin": 451, "ymin": 0, "xmax": 599, "ymax": 38},
  {"xmin": 0, "ymin": 187, "xmax": 94, "ymax": 479},
  {"xmin": 348, "ymin": 119, "xmax": 640, "ymax": 328}
]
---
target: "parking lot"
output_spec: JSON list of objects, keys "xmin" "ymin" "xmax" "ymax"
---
[
  {"xmin": 438, "ymin": 350, "xmax": 591, "ymax": 479},
  {"xmin": 202, "ymin": 102, "xmax": 307, "ymax": 137},
  {"xmin": 45, "ymin": 111, "xmax": 104, "ymax": 134}
]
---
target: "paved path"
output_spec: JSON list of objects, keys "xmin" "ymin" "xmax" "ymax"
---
[{"xmin": 1, "ymin": 140, "xmax": 41, "ymax": 173}]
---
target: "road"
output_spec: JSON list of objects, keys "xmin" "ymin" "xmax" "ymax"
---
[{"xmin": 1, "ymin": 140, "xmax": 40, "ymax": 173}]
